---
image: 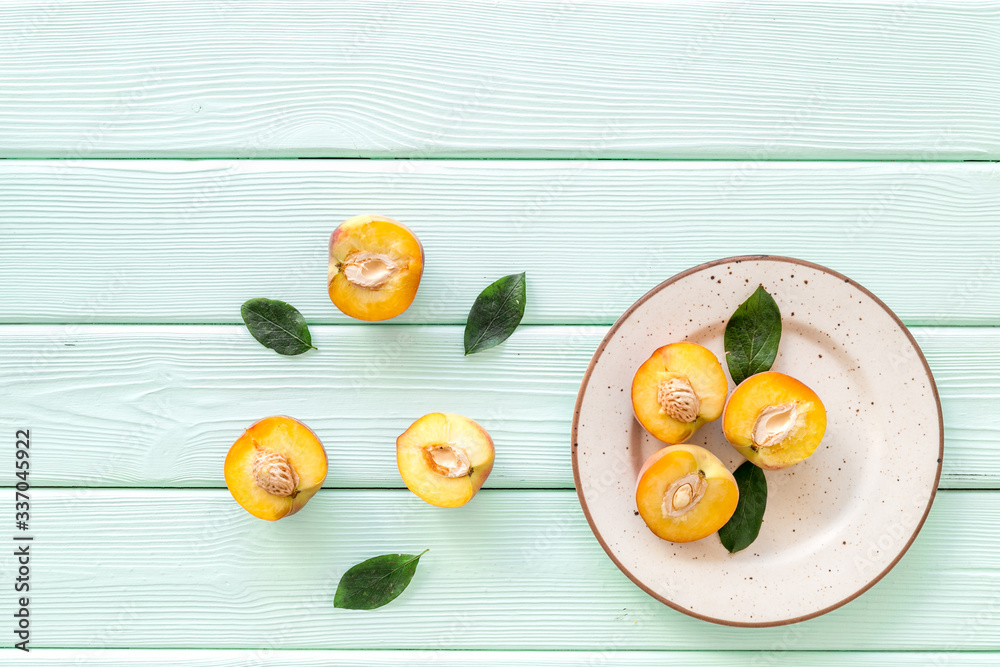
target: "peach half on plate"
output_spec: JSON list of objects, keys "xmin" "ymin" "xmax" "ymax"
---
[
  {"xmin": 328, "ymin": 214, "xmax": 424, "ymax": 321},
  {"xmin": 723, "ymin": 371, "xmax": 827, "ymax": 470},
  {"xmin": 635, "ymin": 444, "xmax": 739, "ymax": 543},
  {"xmin": 397, "ymin": 413, "xmax": 495, "ymax": 508},
  {"xmin": 632, "ymin": 342, "xmax": 729, "ymax": 444},
  {"xmin": 224, "ymin": 416, "xmax": 328, "ymax": 521}
]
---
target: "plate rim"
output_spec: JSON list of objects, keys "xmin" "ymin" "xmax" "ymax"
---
[{"xmin": 570, "ymin": 255, "xmax": 944, "ymax": 627}]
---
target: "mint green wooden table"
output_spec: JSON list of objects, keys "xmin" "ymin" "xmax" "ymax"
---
[{"xmin": 2, "ymin": 1, "xmax": 999, "ymax": 664}]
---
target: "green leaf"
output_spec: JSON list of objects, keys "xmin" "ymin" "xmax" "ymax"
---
[
  {"xmin": 334, "ymin": 550, "xmax": 428, "ymax": 610},
  {"xmin": 240, "ymin": 298, "xmax": 317, "ymax": 356},
  {"xmin": 464, "ymin": 272, "xmax": 527, "ymax": 355},
  {"xmin": 724, "ymin": 285, "xmax": 781, "ymax": 385},
  {"xmin": 718, "ymin": 461, "xmax": 767, "ymax": 553}
]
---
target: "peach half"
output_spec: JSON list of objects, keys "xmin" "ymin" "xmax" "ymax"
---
[
  {"xmin": 636, "ymin": 444, "xmax": 739, "ymax": 543},
  {"xmin": 397, "ymin": 413, "xmax": 495, "ymax": 508},
  {"xmin": 328, "ymin": 214, "xmax": 424, "ymax": 321},
  {"xmin": 723, "ymin": 371, "xmax": 827, "ymax": 470},
  {"xmin": 632, "ymin": 342, "xmax": 729, "ymax": 444},
  {"xmin": 224, "ymin": 416, "xmax": 328, "ymax": 521}
]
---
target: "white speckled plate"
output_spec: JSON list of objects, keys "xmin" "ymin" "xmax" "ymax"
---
[{"xmin": 572, "ymin": 256, "xmax": 942, "ymax": 626}]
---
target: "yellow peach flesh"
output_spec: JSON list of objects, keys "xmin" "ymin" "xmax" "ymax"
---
[
  {"xmin": 632, "ymin": 342, "xmax": 728, "ymax": 444},
  {"xmin": 224, "ymin": 416, "xmax": 328, "ymax": 521},
  {"xmin": 723, "ymin": 371, "xmax": 827, "ymax": 470},
  {"xmin": 328, "ymin": 215, "xmax": 424, "ymax": 321},
  {"xmin": 397, "ymin": 413, "xmax": 495, "ymax": 508},
  {"xmin": 635, "ymin": 444, "xmax": 739, "ymax": 543}
]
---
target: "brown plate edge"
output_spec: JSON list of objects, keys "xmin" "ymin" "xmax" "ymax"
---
[{"xmin": 569, "ymin": 254, "xmax": 945, "ymax": 628}]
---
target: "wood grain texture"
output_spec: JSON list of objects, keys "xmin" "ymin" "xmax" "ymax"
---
[
  {"xmin": 2, "ymin": 160, "xmax": 1000, "ymax": 325},
  {"xmin": 15, "ymin": 649, "xmax": 1000, "ymax": 666},
  {"xmin": 0, "ymin": 325, "xmax": 994, "ymax": 489},
  {"xmin": 1, "ymin": 0, "xmax": 998, "ymax": 158},
  {"xmin": 0, "ymin": 489, "xmax": 996, "ymax": 650}
]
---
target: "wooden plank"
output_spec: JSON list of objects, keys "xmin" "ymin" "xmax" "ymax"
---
[
  {"xmin": 1, "ymin": 489, "xmax": 996, "ymax": 650},
  {"xmin": 14, "ymin": 649, "xmax": 1000, "ymax": 666},
  {"xmin": 0, "ymin": 325, "xmax": 994, "ymax": 489},
  {"xmin": 1, "ymin": 0, "xmax": 998, "ymax": 158},
  {"xmin": 2, "ymin": 160, "xmax": 999, "ymax": 325}
]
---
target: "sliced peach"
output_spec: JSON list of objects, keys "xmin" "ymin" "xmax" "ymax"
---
[
  {"xmin": 224, "ymin": 416, "xmax": 328, "ymax": 521},
  {"xmin": 636, "ymin": 444, "xmax": 739, "ymax": 543},
  {"xmin": 632, "ymin": 342, "xmax": 729, "ymax": 444},
  {"xmin": 328, "ymin": 214, "xmax": 424, "ymax": 321},
  {"xmin": 397, "ymin": 413, "xmax": 495, "ymax": 508},
  {"xmin": 723, "ymin": 371, "xmax": 827, "ymax": 470}
]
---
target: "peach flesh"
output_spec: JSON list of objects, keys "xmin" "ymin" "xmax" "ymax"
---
[
  {"xmin": 723, "ymin": 372, "xmax": 827, "ymax": 470},
  {"xmin": 635, "ymin": 444, "xmax": 739, "ymax": 543},
  {"xmin": 328, "ymin": 214, "xmax": 424, "ymax": 321},
  {"xmin": 397, "ymin": 413, "xmax": 495, "ymax": 508},
  {"xmin": 632, "ymin": 342, "xmax": 729, "ymax": 444},
  {"xmin": 224, "ymin": 416, "xmax": 328, "ymax": 521}
]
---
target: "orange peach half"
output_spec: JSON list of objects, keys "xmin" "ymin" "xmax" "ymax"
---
[
  {"xmin": 328, "ymin": 214, "xmax": 424, "ymax": 321},
  {"xmin": 632, "ymin": 342, "xmax": 729, "ymax": 444},
  {"xmin": 723, "ymin": 371, "xmax": 827, "ymax": 470},
  {"xmin": 636, "ymin": 445, "xmax": 739, "ymax": 543},
  {"xmin": 224, "ymin": 416, "xmax": 328, "ymax": 521},
  {"xmin": 397, "ymin": 413, "xmax": 495, "ymax": 508}
]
